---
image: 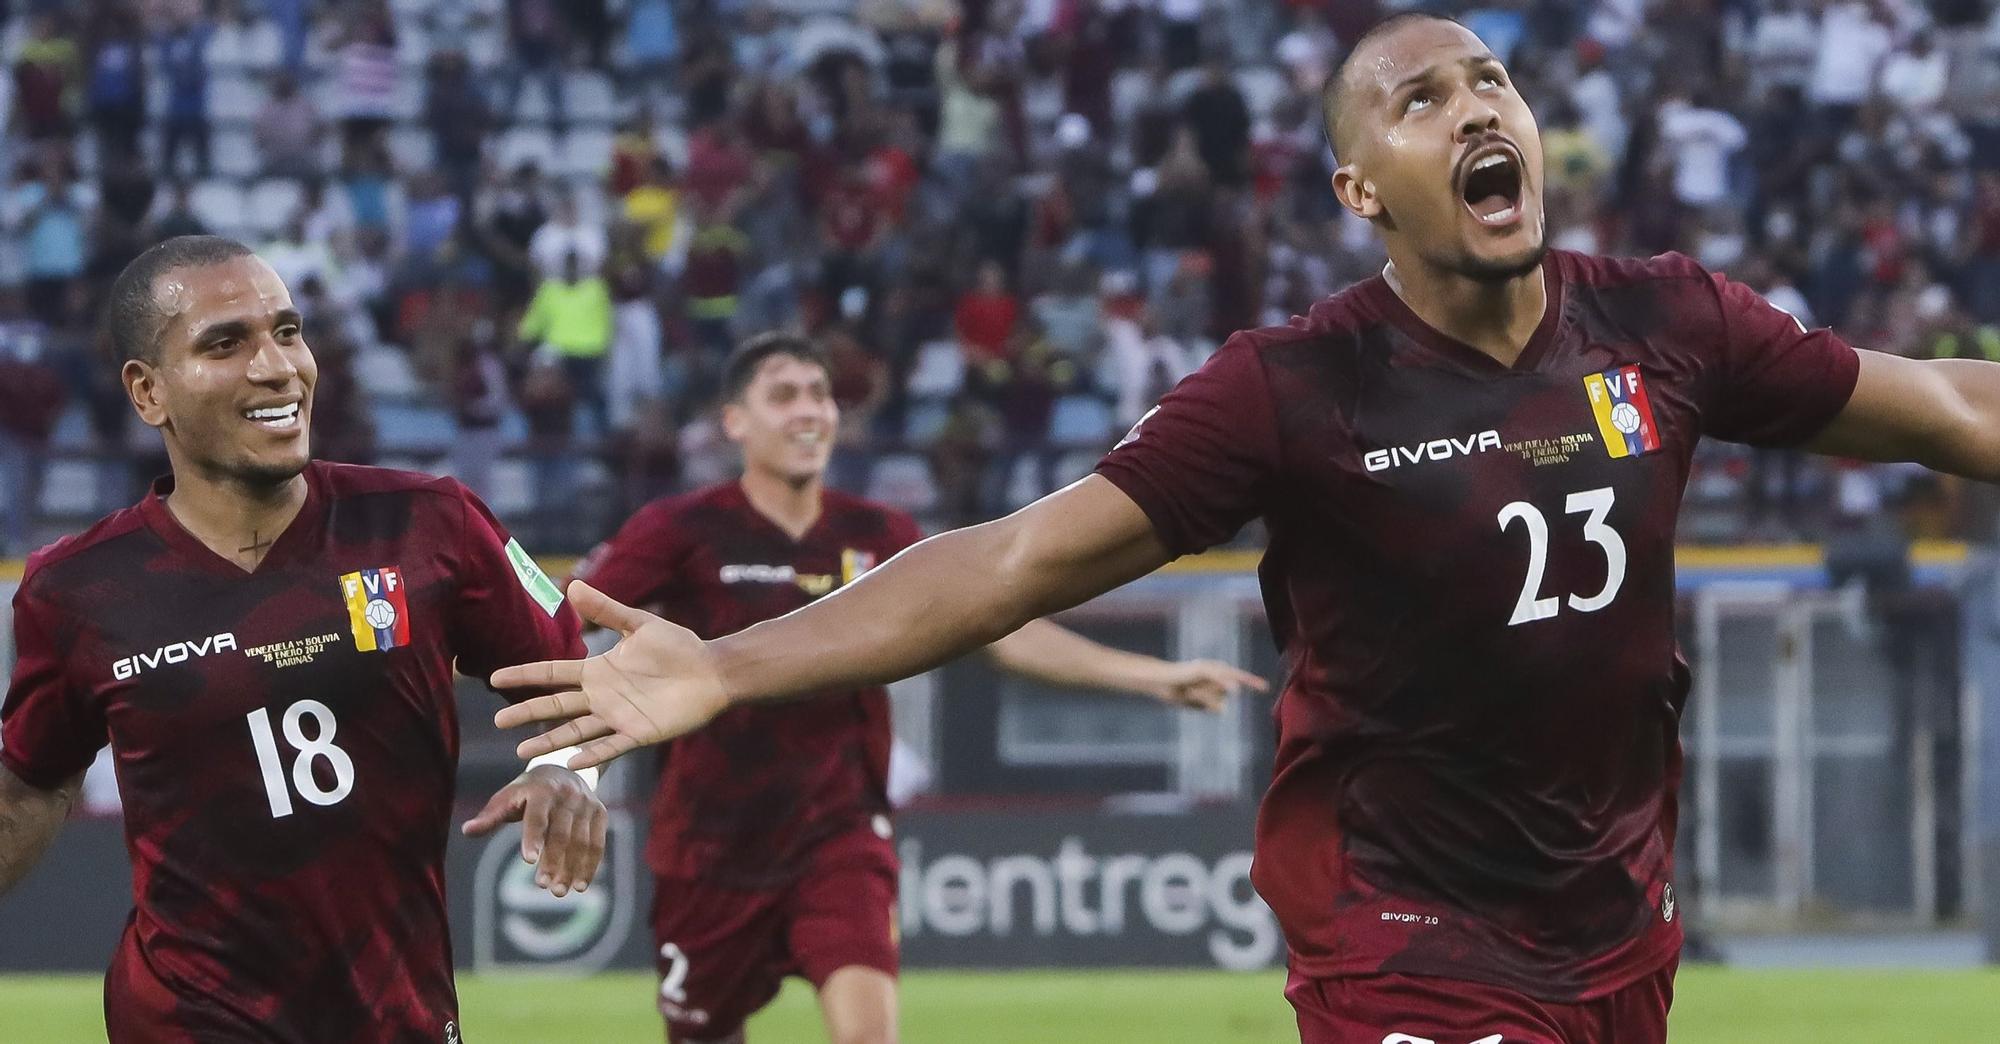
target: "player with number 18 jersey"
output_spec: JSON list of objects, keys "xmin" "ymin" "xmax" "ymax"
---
[{"xmin": 3, "ymin": 464, "xmax": 583, "ymax": 1041}]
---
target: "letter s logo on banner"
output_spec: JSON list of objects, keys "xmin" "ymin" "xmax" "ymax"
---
[{"xmin": 471, "ymin": 808, "xmax": 639, "ymax": 972}]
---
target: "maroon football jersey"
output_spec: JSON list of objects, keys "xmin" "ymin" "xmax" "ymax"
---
[
  {"xmin": 572, "ymin": 482, "xmax": 921, "ymax": 887},
  {"xmin": 1, "ymin": 462, "xmax": 584, "ymax": 1042},
  {"xmin": 1097, "ymin": 251, "xmax": 1860, "ymax": 1000}
]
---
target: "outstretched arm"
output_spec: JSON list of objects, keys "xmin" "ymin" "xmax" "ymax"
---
[
  {"xmin": 0, "ymin": 764, "xmax": 84, "ymax": 897},
  {"xmin": 1806, "ymin": 351, "xmax": 2000, "ymax": 479},
  {"xmin": 982, "ymin": 619, "xmax": 1268, "ymax": 711},
  {"xmin": 494, "ymin": 475, "xmax": 1176, "ymax": 766}
]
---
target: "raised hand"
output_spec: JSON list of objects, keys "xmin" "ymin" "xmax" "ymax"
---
[
  {"xmin": 459, "ymin": 764, "xmax": 607, "ymax": 897},
  {"xmin": 491, "ymin": 581, "xmax": 733, "ymax": 770},
  {"xmin": 1140, "ymin": 659, "xmax": 1269, "ymax": 712}
]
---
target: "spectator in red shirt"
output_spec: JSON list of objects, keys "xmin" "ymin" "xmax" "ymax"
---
[{"xmin": 954, "ymin": 260, "xmax": 1019, "ymax": 367}]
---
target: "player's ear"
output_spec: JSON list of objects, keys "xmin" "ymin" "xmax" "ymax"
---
[
  {"xmin": 123, "ymin": 358, "xmax": 169, "ymax": 429},
  {"xmin": 719, "ymin": 400, "xmax": 747, "ymax": 441},
  {"xmin": 1332, "ymin": 164, "xmax": 1383, "ymax": 221}
]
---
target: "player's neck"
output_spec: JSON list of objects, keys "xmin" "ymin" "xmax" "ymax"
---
[
  {"xmin": 163, "ymin": 463, "xmax": 310, "ymax": 572},
  {"xmin": 738, "ymin": 469, "xmax": 823, "ymax": 541},
  {"xmin": 1383, "ymin": 258, "xmax": 1547, "ymax": 368}
]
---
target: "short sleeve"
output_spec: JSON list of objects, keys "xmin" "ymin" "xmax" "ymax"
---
[
  {"xmin": 444, "ymin": 482, "xmax": 588, "ymax": 691},
  {"xmin": 568, "ymin": 503, "xmax": 689, "ymax": 612},
  {"xmin": 1700, "ymin": 272, "xmax": 1861, "ymax": 447},
  {"xmin": 1094, "ymin": 334, "xmax": 1283, "ymax": 556},
  {"xmin": 1, "ymin": 585, "xmax": 105, "ymax": 789}
]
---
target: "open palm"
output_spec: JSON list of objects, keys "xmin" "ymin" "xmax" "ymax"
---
[{"xmin": 492, "ymin": 582, "xmax": 732, "ymax": 769}]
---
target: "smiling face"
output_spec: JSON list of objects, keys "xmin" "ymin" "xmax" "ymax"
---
[
  {"xmin": 123, "ymin": 255, "xmax": 317, "ymax": 489},
  {"xmin": 723, "ymin": 353, "xmax": 838, "ymax": 486},
  {"xmin": 1330, "ymin": 19, "xmax": 1547, "ymax": 283}
]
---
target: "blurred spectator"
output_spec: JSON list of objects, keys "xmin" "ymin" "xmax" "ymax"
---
[
  {"xmin": 622, "ymin": 155, "xmax": 682, "ymax": 267},
  {"xmin": 255, "ymin": 73, "xmax": 328, "ymax": 182},
  {"xmin": 302, "ymin": 307, "xmax": 376, "ymax": 466},
  {"xmin": 565, "ymin": 0, "xmax": 613, "ymax": 70},
  {"xmin": 682, "ymin": 212, "xmax": 750, "ymax": 358},
  {"xmin": 955, "ymin": 260, "xmax": 1019, "ymax": 368},
  {"xmin": 503, "ymin": 0, "xmax": 569, "ymax": 132},
  {"xmin": 337, "ymin": 140, "xmax": 404, "ymax": 244},
  {"xmin": 517, "ymin": 354, "xmax": 577, "ymax": 547},
  {"xmin": 1102, "ymin": 283, "xmax": 1199, "ymax": 429},
  {"xmin": 262, "ymin": 211, "xmax": 341, "ymax": 299},
  {"xmin": 1658, "ymin": 87, "xmax": 1748, "ymax": 216},
  {"xmin": 605, "ymin": 265, "xmax": 664, "ymax": 434},
  {"xmin": 155, "ymin": 7, "xmax": 214, "ymax": 178},
  {"xmin": 84, "ymin": 1, "xmax": 148, "ymax": 166},
  {"xmin": 620, "ymin": 0, "xmax": 679, "ymax": 103},
  {"xmin": 17, "ymin": 165, "xmax": 89, "ymax": 328},
  {"xmin": 0, "ymin": 298, "xmax": 65, "ymax": 555},
  {"xmin": 14, "ymin": 13, "xmax": 81, "ymax": 143},
  {"xmin": 1881, "ymin": 28, "xmax": 1950, "ymax": 114},
  {"xmin": 333, "ymin": 0, "xmax": 401, "ymax": 161},
  {"xmin": 265, "ymin": 0, "xmax": 313, "ymax": 71},
  {"xmin": 529, "ymin": 191, "xmax": 606, "ymax": 277},
  {"xmin": 402, "ymin": 172, "xmax": 463, "ymax": 263},
  {"xmin": 425, "ymin": 50, "xmax": 493, "ymax": 203},
  {"xmin": 478, "ymin": 163, "xmax": 550, "ymax": 306},
  {"xmin": 823, "ymin": 321, "xmax": 889, "ymax": 438},
  {"xmin": 1031, "ymin": 260, "xmax": 1103, "ymax": 360},
  {"xmin": 1811, "ymin": 1, "xmax": 1895, "ymax": 129},
  {"xmin": 683, "ymin": 120, "xmax": 758, "ymax": 222},
  {"xmin": 149, "ymin": 181, "xmax": 208, "ymax": 241},
  {"xmin": 518, "ymin": 250, "xmax": 613, "ymax": 436},
  {"xmin": 1182, "ymin": 57, "xmax": 1252, "ymax": 189},
  {"xmin": 450, "ymin": 322, "xmax": 511, "ymax": 504}
]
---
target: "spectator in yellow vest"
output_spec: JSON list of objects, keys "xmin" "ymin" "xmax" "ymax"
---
[{"xmin": 518, "ymin": 250, "xmax": 613, "ymax": 436}]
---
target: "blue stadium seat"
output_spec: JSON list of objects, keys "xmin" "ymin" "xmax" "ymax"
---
[
  {"xmin": 901, "ymin": 400, "xmax": 951, "ymax": 445},
  {"xmin": 373, "ymin": 402, "xmax": 458, "ymax": 452},
  {"xmin": 558, "ymin": 128, "xmax": 615, "ymax": 179},
  {"xmin": 212, "ymin": 130, "xmax": 261, "ymax": 179},
  {"xmin": 190, "ymin": 180, "xmax": 249, "ymax": 236},
  {"xmin": 211, "ymin": 73, "xmax": 267, "ymax": 123},
  {"xmin": 354, "ymin": 346, "xmax": 423, "ymax": 402},
  {"xmin": 905, "ymin": 340, "xmax": 965, "ymax": 399},
  {"xmin": 48, "ymin": 406, "xmax": 93, "ymax": 450},
  {"xmin": 1049, "ymin": 394, "xmax": 1113, "ymax": 446},
  {"xmin": 247, "ymin": 179, "xmax": 305, "ymax": 236}
]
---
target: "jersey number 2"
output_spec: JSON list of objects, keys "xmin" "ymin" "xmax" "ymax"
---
[
  {"xmin": 1497, "ymin": 487, "xmax": 1626, "ymax": 626},
  {"xmin": 246, "ymin": 700, "xmax": 356, "ymax": 817}
]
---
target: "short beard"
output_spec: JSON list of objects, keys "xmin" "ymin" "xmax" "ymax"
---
[{"xmin": 1438, "ymin": 239, "xmax": 1549, "ymax": 285}]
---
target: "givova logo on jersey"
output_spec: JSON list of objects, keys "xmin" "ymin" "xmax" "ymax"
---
[
  {"xmin": 339, "ymin": 566, "xmax": 410, "ymax": 651},
  {"xmin": 1583, "ymin": 364, "xmax": 1662, "ymax": 459}
]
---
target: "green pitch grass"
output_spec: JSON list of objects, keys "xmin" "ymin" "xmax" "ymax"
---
[{"xmin": 0, "ymin": 968, "xmax": 1995, "ymax": 1041}]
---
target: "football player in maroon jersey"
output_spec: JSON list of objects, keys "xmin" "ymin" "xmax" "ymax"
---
[
  {"xmin": 571, "ymin": 334, "xmax": 1264, "ymax": 1043},
  {"xmin": 2, "ymin": 236, "xmax": 602, "ymax": 1041},
  {"xmin": 493, "ymin": 14, "xmax": 2000, "ymax": 1044}
]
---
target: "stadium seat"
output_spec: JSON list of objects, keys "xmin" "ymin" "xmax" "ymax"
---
[
  {"xmin": 48, "ymin": 406, "xmax": 93, "ymax": 450},
  {"xmin": 387, "ymin": 76, "xmax": 425, "ymax": 122},
  {"xmin": 1110, "ymin": 69, "xmax": 1151, "ymax": 128},
  {"xmin": 1049, "ymin": 394, "xmax": 1113, "ymax": 446},
  {"xmin": 354, "ymin": 346, "xmax": 423, "ymax": 402},
  {"xmin": 247, "ymin": 179, "xmax": 305, "ymax": 235},
  {"xmin": 865, "ymin": 453, "xmax": 939, "ymax": 514},
  {"xmin": 1001, "ymin": 454, "xmax": 1046, "ymax": 512},
  {"xmin": 373, "ymin": 402, "xmax": 458, "ymax": 452},
  {"xmin": 213, "ymin": 129, "xmax": 261, "ymax": 178},
  {"xmin": 210, "ymin": 73, "xmax": 267, "ymax": 124},
  {"xmin": 565, "ymin": 71, "xmax": 618, "ymax": 124},
  {"xmin": 901, "ymin": 400, "xmax": 951, "ymax": 445},
  {"xmin": 1235, "ymin": 66, "xmax": 1289, "ymax": 120},
  {"xmin": 1052, "ymin": 450, "xmax": 1100, "ymax": 489},
  {"xmin": 488, "ymin": 459, "xmax": 534, "ymax": 517},
  {"xmin": 39, "ymin": 461, "xmax": 97, "ymax": 517},
  {"xmin": 494, "ymin": 128, "xmax": 559, "ymax": 175},
  {"xmin": 190, "ymin": 179, "xmax": 249, "ymax": 235},
  {"xmin": 387, "ymin": 125, "xmax": 437, "ymax": 170},
  {"xmin": 557, "ymin": 128, "xmax": 616, "ymax": 179},
  {"xmin": 905, "ymin": 340, "xmax": 966, "ymax": 398},
  {"xmin": 462, "ymin": 26, "xmax": 507, "ymax": 71}
]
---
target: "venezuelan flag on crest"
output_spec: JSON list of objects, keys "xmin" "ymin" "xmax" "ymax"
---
[
  {"xmin": 340, "ymin": 566, "xmax": 411, "ymax": 652},
  {"xmin": 1583, "ymin": 364, "xmax": 1662, "ymax": 459},
  {"xmin": 840, "ymin": 549, "xmax": 877, "ymax": 585}
]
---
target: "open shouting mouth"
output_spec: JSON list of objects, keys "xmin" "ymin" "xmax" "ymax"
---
[{"xmin": 1457, "ymin": 140, "xmax": 1525, "ymax": 228}]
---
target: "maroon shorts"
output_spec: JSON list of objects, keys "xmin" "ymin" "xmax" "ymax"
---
[
  {"xmin": 1286, "ymin": 958, "xmax": 1676, "ymax": 1044},
  {"xmin": 650, "ymin": 822, "xmax": 899, "ymax": 1042}
]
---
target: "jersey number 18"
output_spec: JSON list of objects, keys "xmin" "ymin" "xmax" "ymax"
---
[{"xmin": 245, "ymin": 700, "xmax": 356, "ymax": 817}]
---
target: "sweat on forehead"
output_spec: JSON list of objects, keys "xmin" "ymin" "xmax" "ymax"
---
[{"xmin": 1326, "ymin": 14, "xmax": 1480, "ymax": 154}]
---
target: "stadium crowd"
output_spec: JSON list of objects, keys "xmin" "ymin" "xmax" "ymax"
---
[{"xmin": 7, "ymin": 0, "xmax": 2000, "ymax": 555}]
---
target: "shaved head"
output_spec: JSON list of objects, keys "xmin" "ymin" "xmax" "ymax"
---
[{"xmin": 1323, "ymin": 13, "xmax": 1468, "ymax": 159}]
